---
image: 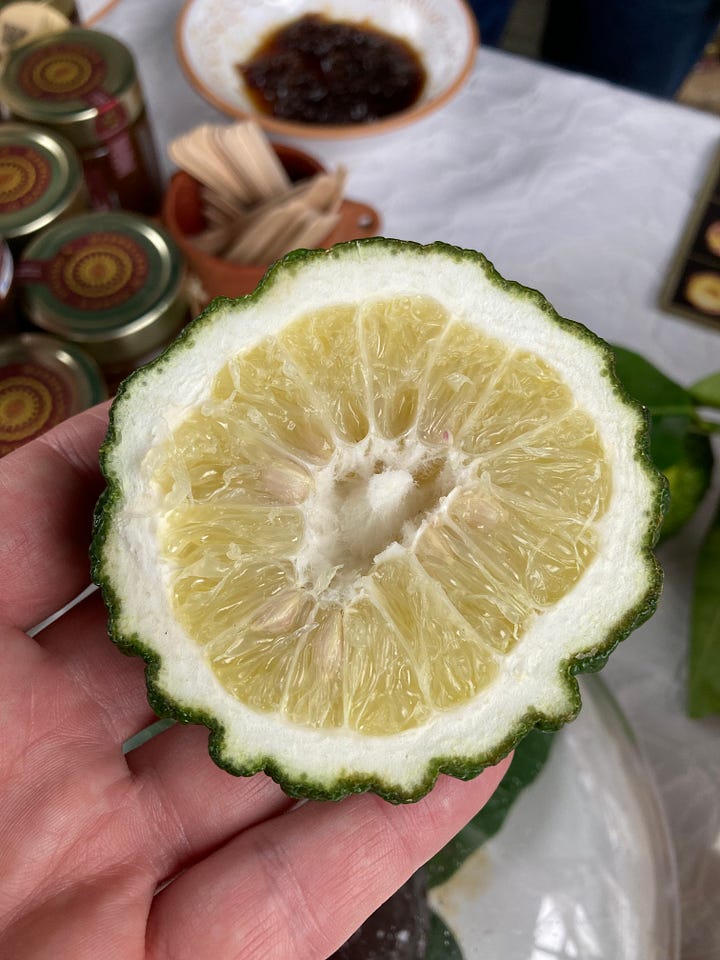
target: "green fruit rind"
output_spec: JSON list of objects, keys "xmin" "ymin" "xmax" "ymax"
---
[{"xmin": 91, "ymin": 239, "xmax": 665, "ymax": 803}]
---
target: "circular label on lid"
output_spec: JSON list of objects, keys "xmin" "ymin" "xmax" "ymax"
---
[
  {"xmin": 18, "ymin": 41, "xmax": 106, "ymax": 101},
  {"xmin": 48, "ymin": 231, "xmax": 149, "ymax": 310},
  {"xmin": 0, "ymin": 362, "xmax": 71, "ymax": 453},
  {"xmin": 0, "ymin": 144, "xmax": 51, "ymax": 213}
]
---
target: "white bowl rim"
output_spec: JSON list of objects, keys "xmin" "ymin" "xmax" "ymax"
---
[{"xmin": 175, "ymin": 0, "xmax": 479, "ymax": 139}]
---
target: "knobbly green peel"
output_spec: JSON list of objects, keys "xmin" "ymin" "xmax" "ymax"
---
[{"xmin": 91, "ymin": 239, "xmax": 665, "ymax": 802}]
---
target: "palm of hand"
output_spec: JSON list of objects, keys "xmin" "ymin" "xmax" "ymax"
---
[{"xmin": 0, "ymin": 405, "xmax": 508, "ymax": 960}]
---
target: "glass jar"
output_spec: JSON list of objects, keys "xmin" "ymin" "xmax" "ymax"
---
[
  {"xmin": 0, "ymin": 123, "xmax": 86, "ymax": 254},
  {"xmin": 0, "ymin": 330, "xmax": 106, "ymax": 456},
  {"xmin": 0, "ymin": 28, "xmax": 164, "ymax": 215},
  {"xmin": 0, "ymin": 239, "xmax": 18, "ymax": 334},
  {"xmin": 18, "ymin": 211, "xmax": 187, "ymax": 388}
]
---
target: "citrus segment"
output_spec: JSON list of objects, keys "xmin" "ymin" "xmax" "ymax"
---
[
  {"xmin": 94, "ymin": 240, "xmax": 664, "ymax": 801},
  {"xmin": 343, "ymin": 596, "xmax": 430, "ymax": 735},
  {"xmin": 359, "ymin": 295, "xmax": 448, "ymax": 438},
  {"xmin": 277, "ymin": 304, "xmax": 368, "ymax": 443},
  {"xmin": 282, "ymin": 606, "xmax": 346, "ymax": 729},
  {"xmin": 216, "ymin": 339, "xmax": 335, "ymax": 463},
  {"xmin": 417, "ymin": 322, "xmax": 508, "ymax": 445},
  {"xmin": 458, "ymin": 350, "xmax": 573, "ymax": 455},
  {"xmin": 369, "ymin": 554, "xmax": 499, "ymax": 709}
]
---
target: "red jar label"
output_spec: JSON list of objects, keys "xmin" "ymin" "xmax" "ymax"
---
[
  {"xmin": 0, "ymin": 362, "xmax": 71, "ymax": 455},
  {"xmin": 18, "ymin": 42, "xmax": 107, "ymax": 101},
  {"xmin": 0, "ymin": 144, "xmax": 51, "ymax": 213},
  {"xmin": 46, "ymin": 231, "xmax": 149, "ymax": 310}
]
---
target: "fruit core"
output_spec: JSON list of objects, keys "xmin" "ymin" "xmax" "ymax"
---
[{"xmin": 299, "ymin": 436, "xmax": 460, "ymax": 601}]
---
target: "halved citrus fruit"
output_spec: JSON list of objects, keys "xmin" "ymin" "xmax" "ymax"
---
[{"xmin": 93, "ymin": 240, "xmax": 664, "ymax": 801}]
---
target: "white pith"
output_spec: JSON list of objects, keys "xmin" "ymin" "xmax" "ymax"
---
[
  {"xmin": 295, "ymin": 433, "xmax": 471, "ymax": 604},
  {"xmin": 102, "ymin": 246, "xmax": 657, "ymax": 794}
]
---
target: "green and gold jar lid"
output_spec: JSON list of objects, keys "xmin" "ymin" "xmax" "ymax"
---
[
  {"xmin": 0, "ymin": 28, "xmax": 143, "ymax": 149},
  {"xmin": 0, "ymin": 330, "xmax": 106, "ymax": 456},
  {"xmin": 0, "ymin": 123, "xmax": 85, "ymax": 250},
  {"xmin": 19, "ymin": 211, "xmax": 186, "ymax": 372}
]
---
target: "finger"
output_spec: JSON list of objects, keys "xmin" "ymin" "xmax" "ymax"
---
[
  {"xmin": 36, "ymin": 590, "xmax": 158, "ymax": 744},
  {"xmin": 127, "ymin": 723, "xmax": 295, "ymax": 879},
  {"xmin": 146, "ymin": 759, "xmax": 512, "ymax": 960},
  {"xmin": 0, "ymin": 401, "xmax": 111, "ymax": 631}
]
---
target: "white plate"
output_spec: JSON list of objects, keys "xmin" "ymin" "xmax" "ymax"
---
[
  {"xmin": 175, "ymin": 0, "xmax": 478, "ymax": 139},
  {"xmin": 429, "ymin": 677, "xmax": 680, "ymax": 959}
]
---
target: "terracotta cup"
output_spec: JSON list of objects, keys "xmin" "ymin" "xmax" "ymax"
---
[{"xmin": 162, "ymin": 143, "xmax": 380, "ymax": 300}]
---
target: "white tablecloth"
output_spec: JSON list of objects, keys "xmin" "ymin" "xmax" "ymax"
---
[{"xmin": 81, "ymin": 2, "xmax": 720, "ymax": 955}]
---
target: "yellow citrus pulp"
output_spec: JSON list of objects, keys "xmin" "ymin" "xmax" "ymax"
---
[{"xmin": 149, "ymin": 295, "xmax": 610, "ymax": 736}]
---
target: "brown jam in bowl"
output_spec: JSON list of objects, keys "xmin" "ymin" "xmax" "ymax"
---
[{"xmin": 238, "ymin": 14, "xmax": 427, "ymax": 125}]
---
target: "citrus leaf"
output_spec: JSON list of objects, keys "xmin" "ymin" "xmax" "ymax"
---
[
  {"xmin": 688, "ymin": 499, "xmax": 720, "ymax": 717},
  {"xmin": 660, "ymin": 432, "xmax": 714, "ymax": 542},
  {"xmin": 426, "ymin": 730, "xmax": 554, "ymax": 888},
  {"xmin": 649, "ymin": 414, "xmax": 693, "ymax": 470},
  {"xmin": 612, "ymin": 346, "xmax": 694, "ymax": 414},
  {"xmin": 691, "ymin": 372, "xmax": 720, "ymax": 409},
  {"xmin": 611, "ymin": 345, "xmax": 713, "ymax": 538},
  {"xmin": 427, "ymin": 912, "xmax": 464, "ymax": 960}
]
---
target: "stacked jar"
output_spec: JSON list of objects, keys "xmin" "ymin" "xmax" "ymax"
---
[
  {"xmin": 0, "ymin": 122, "xmax": 87, "ymax": 333},
  {"xmin": 18, "ymin": 211, "xmax": 187, "ymax": 391},
  {"xmin": 0, "ymin": 120, "xmax": 108, "ymax": 453},
  {"xmin": 0, "ymin": 28, "xmax": 164, "ymax": 216},
  {"xmin": 0, "ymin": 331, "xmax": 106, "ymax": 456},
  {"xmin": 0, "ymin": 23, "xmax": 192, "ymax": 453}
]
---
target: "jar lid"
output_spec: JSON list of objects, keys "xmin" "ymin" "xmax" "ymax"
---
[
  {"xmin": 0, "ymin": 330, "xmax": 106, "ymax": 456},
  {"xmin": 0, "ymin": 123, "xmax": 83, "ymax": 242},
  {"xmin": 0, "ymin": 28, "xmax": 143, "ymax": 146},
  {"xmin": 0, "ymin": 3, "xmax": 70, "ymax": 61},
  {"xmin": 19, "ymin": 211, "xmax": 185, "ymax": 366}
]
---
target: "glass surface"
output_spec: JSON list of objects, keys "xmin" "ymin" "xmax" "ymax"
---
[{"xmin": 428, "ymin": 676, "xmax": 680, "ymax": 959}]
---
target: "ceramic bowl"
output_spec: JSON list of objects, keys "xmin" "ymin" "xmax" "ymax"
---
[
  {"xmin": 175, "ymin": 0, "xmax": 478, "ymax": 139},
  {"xmin": 162, "ymin": 143, "xmax": 380, "ymax": 301}
]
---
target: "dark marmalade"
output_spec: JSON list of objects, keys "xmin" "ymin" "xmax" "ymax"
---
[{"xmin": 238, "ymin": 13, "xmax": 427, "ymax": 125}]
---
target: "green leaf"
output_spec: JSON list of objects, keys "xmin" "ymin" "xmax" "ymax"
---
[
  {"xmin": 612, "ymin": 346, "xmax": 694, "ymax": 414},
  {"xmin": 660, "ymin": 432, "xmax": 714, "ymax": 542},
  {"xmin": 611, "ymin": 345, "xmax": 713, "ymax": 538},
  {"xmin": 427, "ymin": 730, "xmax": 554, "ymax": 888},
  {"xmin": 426, "ymin": 912, "xmax": 464, "ymax": 960},
  {"xmin": 688, "ymin": 499, "xmax": 720, "ymax": 717},
  {"xmin": 691, "ymin": 372, "xmax": 720, "ymax": 409},
  {"xmin": 649, "ymin": 414, "xmax": 693, "ymax": 470}
]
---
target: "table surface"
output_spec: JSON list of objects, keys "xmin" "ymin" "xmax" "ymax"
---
[{"xmin": 78, "ymin": 1, "xmax": 720, "ymax": 956}]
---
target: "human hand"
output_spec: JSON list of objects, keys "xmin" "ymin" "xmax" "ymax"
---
[{"xmin": 0, "ymin": 404, "xmax": 510, "ymax": 960}]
